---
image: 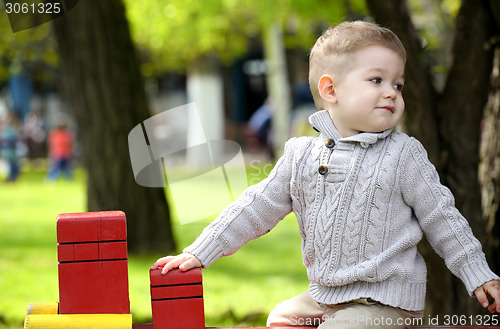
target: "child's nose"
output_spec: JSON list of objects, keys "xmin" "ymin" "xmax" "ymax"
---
[{"xmin": 383, "ymin": 85, "xmax": 397, "ymax": 99}]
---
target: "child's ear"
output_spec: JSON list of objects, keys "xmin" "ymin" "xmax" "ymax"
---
[{"xmin": 318, "ymin": 74, "xmax": 338, "ymax": 104}]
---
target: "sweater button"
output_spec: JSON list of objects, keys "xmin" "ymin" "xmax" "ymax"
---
[
  {"xmin": 325, "ymin": 139, "xmax": 335, "ymax": 149},
  {"xmin": 318, "ymin": 165, "xmax": 328, "ymax": 175}
]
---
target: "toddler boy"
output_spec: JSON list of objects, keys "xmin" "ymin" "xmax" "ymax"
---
[{"xmin": 152, "ymin": 21, "xmax": 500, "ymax": 328}]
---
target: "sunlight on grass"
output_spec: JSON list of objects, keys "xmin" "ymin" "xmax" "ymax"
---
[
  {"xmin": 0, "ymin": 162, "xmax": 309, "ymax": 328},
  {"xmin": 0, "ymin": 168, "xmax": 85, "ymax": 329}
]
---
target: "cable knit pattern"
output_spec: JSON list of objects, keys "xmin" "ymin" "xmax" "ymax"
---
[{"xmin": 184, "ymin": 110, "xmax": 499, "ymax": 311}]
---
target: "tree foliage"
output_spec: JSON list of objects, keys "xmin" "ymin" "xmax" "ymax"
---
[
  {"xmin": 123, "ymin": 0, "xmax": 366, "ymax": 75},
  {"xmin": 0, "ymin": 7, "xmax": 57, "ymax": 82}
]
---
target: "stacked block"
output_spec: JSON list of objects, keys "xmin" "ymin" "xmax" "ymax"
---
[
  {"xmin": 24, "ymin": 314, "xmax": 132, "ymax": 329},
  {"xmin": 26, "ymin": 303, "xmax": 59, "ymax": 315},
  {"xmin": 150, "ymin": 268, "xmax": 205, "ymax": 329},
  {"xmin": 57, "ymin": 211, "xmax": 130, "ymax": 314}
]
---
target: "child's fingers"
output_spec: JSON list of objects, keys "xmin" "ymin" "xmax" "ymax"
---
[
  {"xmin": 151, "ymin": 253, "xmax": 201, "ymax": 274},
  {"xmin": 474, "ymin": 287, "xmax": 489, "ymax": 308},
  {"xmin": 161, "ymin": 255, "xmax": 186, "ymax": 274},
  {"xmin": 151, "ymin": 255, "xmax": 175, "ymax": 269},
  {"xmin": 179, "ymin": 256, "xmax": 202, "ymax": 271},
  {"xmin": 483, "ymin": 280, "xmax": 500, "ymax": 313},
  {"xmin": 179, "ymin": 260, "xmax": 195, "ymax": 271},
  {"xmin": 487, "ymin": 301, "xmax": 497, "ymax": 313},
  {"xmin": 490, "ymin": 287, "xmax": 500, "ymax": 313}
]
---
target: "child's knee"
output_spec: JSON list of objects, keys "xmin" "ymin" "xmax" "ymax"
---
[{"xmin": 267, "ymin": 291, "xmax": 324, "ymax": 326}]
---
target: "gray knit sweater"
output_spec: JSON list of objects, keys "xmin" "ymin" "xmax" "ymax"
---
[{"xmin": 185, "ymin": 110, "xmax": 499, "ymax": 311}]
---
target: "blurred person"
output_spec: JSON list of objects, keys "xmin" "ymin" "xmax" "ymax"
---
[
  {"xmin": 0, "ymin": 111, "xmax": 22, "ymax": 182},
  {"xmin": 290, "ymin": 73, "xmax": 317, "ymax": 138},
  {"xmin": 244, "ymin": 99, "xmax": 274, "ymax": 160},
  {"xmin": 46, "ymin": 115, "xmax": 74, "ymax": 181},
  {"xmin": 23, "ymin": 108, "xmax": 46, "ymax": 166}
]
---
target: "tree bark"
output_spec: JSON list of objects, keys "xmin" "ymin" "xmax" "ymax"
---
[
  {"xmin": 480, "ymin": 45, "xmax": 500, "ymax": 275},
  {"xmin": 484, "ymin": 0, "xmax": 500, "ymax": 279},
  {"xmin": 367, "ymin": 0, "xmax": 498, "ymax": 320},
  {"xmin": 436, "ymin": 0, "xmax": 496, "ymax": 316},
  {"xmin": 52, "ymin": 0, "xmax": 176, "ymax": 253}
]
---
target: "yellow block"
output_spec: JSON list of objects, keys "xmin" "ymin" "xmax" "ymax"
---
[
  {"xmin": 24, "ymin": 314, "xmax": 132, "ymax": 329},
  {"xmin": 26, "ymin": 303, "xmax": 59, "ymax": 315}
]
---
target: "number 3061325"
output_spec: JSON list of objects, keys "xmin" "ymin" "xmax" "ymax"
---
[{"xmin": 5, "ymin": 1, "xmax": 61, "ymax": 14}]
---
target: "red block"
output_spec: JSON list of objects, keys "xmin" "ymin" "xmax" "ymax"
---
[
  {"xmin": 99, "ymin": 241, "xmax": 127, "ymax": 260},
  {"xmin": 151, "ymin": 284, "xmax": 203, "ymax": 300},
  {"xmin": 57, "ymin": 212, "xmax": 102, "ymax": 243},
  {"xmin": 74, "ymin": 243, "xmax": 99, "ymax": 261},
  {"xmin": 150, "ymin": 268, "xmax": 205, "ymax": 329},
  {"xmin": 152, "ymin": 298, "xmax": 204, "ymax": 329},
  {"xmin": 150, "ymin": 268, "xmax": 202, "ymax": 286},
  {"xmin": 58, "ymin": 260, "xmax": 130, "ymax": 314},
  {"xmin": 100, "ymin": 211, "xmax": 127, "ymax": 240},
  {"xmin": 57, "ymin": 244, "xmax": 74, "ymax": 262},
  {"xmin": 57, "ymin": 211, "xmax": 127, "ymax": 243},
  {"xmin": 57, "ymin": 211, "xmax": 129, "ymax": 314}
]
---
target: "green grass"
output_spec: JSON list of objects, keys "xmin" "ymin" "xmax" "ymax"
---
[{"xmin": 0, "ymin": 162, "xmax": 309, "ymax": 328}]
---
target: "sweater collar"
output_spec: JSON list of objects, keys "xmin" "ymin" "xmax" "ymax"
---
[{"xmin": 309, "ymin": 110, "xmax": 393, "ymax": 146}]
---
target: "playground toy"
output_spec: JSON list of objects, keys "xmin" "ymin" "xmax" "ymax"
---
[
  {"xmin": 23, "ymin": 211, "xmax": 496, "ymax": 329},
  {"xmin": 57, "ymin": 211, "xmax": 129, "ymax": 315},
  {"xmin": 25, "ymin": 210, "xmax": 206, "ymax": 329},
  {"xmin": 150, "ymin": 266, "xmax": 204, "ymax": 329}
]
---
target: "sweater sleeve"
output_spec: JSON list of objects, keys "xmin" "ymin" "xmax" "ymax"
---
[
  {"xmin": 400, "ymin": 138, "xmax": 500, "ymax": 296},
  {"xmin": 183, "ymin": 139, "xmax": 296, "ymax": 267}
]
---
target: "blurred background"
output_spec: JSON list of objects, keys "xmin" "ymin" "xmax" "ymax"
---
[{"xmin": 1, "ymin": 0, "xmax": 499, "ymax": 328}]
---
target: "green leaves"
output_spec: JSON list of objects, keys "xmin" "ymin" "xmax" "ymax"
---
[
  {"xmin": 0, "ymin": 0, "xmax": 369, "ymax": 78},
  {"xmin": 0, "ymin": 15, "xmax": 54, "ymax": 80},
  {"xmin": 123, "ymin": 0, "xmax": 366, "ymax": 73}
]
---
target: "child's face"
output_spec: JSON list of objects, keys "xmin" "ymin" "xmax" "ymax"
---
[{"xmin": 325, "ymin": 45, "xmax": 405, "ymax": 137}]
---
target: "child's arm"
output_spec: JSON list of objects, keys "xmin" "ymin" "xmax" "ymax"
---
[
  {"xmin": 474, "ymin": 280, "xmax": 500, "ymax": 313},
  {"xmin": 151, "ymin": 252, "xmax": 202, "ymax": 275},
  {"xmin": 400, "ymin": 138, "xmax": 500, "ymax": 303},
  {"xmin": 151, "ymin": 137, "xmax": 306, "ymax": 273}
]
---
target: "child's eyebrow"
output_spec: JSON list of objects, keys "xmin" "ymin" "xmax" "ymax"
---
[{"xmin": 367, "ymin": 68, "xmax": 405, "ymax": 81}]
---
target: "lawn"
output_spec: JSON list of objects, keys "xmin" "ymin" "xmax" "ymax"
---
[{"xmin": 0, "ymin": 162, "xmax": 309, "ymax": 328}]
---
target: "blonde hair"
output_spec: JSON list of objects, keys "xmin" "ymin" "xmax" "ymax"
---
[{"xmin": 309, "ymin": 21, "xmax": 406, "ymax": 109}]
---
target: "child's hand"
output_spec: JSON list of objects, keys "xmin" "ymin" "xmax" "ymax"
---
[
  {"xmin": 474, "ymin": 280, "xmax": 500, "ymax": 313},
  {"xmin": 151, "ymin": 252, "xmax": 202, "ymax": 275}
]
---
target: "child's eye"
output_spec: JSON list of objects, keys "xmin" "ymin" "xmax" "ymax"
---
[
  {"xmin": 371, "ymin": 77, "xmax": 382, "ymax": 84},
  {"xmin": 394, "ymin": 83, "xmax": 404, "ymax": 92}
]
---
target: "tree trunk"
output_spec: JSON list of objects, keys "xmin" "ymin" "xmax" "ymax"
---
[
  {"xmin": 436, "ymin": 0, "xmax": 495, "ymax": 316},
  {"xmin": 52, "ymin": 0, "xmax": 175, "ymax": 254},
  {"xmin": 480, "ymin": 45, "xmax": 500, "ymax": 275},
  {"xmin": 484, "ymin": 0, "xmax": 500, "ymax": 279},
  {"xmin": 367, "ymin": 0, "xmax": 498, "ymax": 320},
  {"xmin": 264, "ymin": 24, "xmax": 291, "ymax": 159}
]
